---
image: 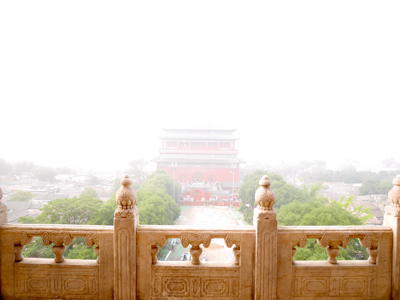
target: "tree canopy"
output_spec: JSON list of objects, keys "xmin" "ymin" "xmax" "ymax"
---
[
  {"xmin": 9, "ymin": 190, "xmax": 34, "ymax": 202},
  {"xmin": 239, "ymin": 170, "xmax": 371, "ymax": 261},
  {"xmin": 140, "ymin": 170, "xmax": 181, "ymax": 202},
  {"xmin": 137, "ymin": 187, "xmax": 180, "ymax": 225},
  {"xmin": 19, "ymin": 188, "xmax": 102, "ymax": 225},
  {"xmin": 136, "ymin": 170, "xmax": 181, "ymax": 225},
  {"xmin": 239, "ymin": 170, "xmax": 309, "ymax": 223},
  {"xmin": 360, "ymin": 178, "xmax": 392, "ymax": 195},
  {"xmin": 18, "ymin": 172, "xmax": 182, "ymax": 259}
]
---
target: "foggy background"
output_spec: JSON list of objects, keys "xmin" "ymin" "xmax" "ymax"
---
[{"xmin": 1, "ymin": 0, "xmax": 399, "ymax": 172}]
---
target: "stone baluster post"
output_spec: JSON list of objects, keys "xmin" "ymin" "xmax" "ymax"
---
[
  {"xmin": 114, "ymin": 176, "xmax": 137, "ymax": 300},
  {"xmin": 254, "ymin": 175, "xmax": 277, "ymax": 300},
  {"xmin": 384, "ymin": 175, "xmax": 400, "ymax": 299}
]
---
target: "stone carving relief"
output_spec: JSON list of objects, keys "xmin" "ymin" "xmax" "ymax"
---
[
  {"xmin": 14, "ymin": 263, "xmax": 99, "ymax": 299},
  {"xmin": 14, "ymin": 233, "xmax": 33, "ymax": 262},
  {"xmin": 360, "ymin": 235, "xmax": 379, "ymax": 264},
  {"xmin": 255, "ymin": 175, "xmax": 275, "ymax": 211},
  {"xmin": 41, "ymin": 232, "xmax": 74, "ymax": 263},
  {"xmin": 181, "ymin": 233, "xmax": 212, "ymax": 265},
  {"xmin": 224, "ymin": 234, "xmax": 241, "ymax": 265},
  {"xmin": 152, "ymin": 267, "xmax": 239, "ymax": 299},
  {"xmin": 85, "ymin": 233, "xmax": 100, "ymax": 263},
  {"xmin": 293, "ymin": 274, "xmax": 375, "ymax": 298},
  {"xmin": 150, "ymin": 237, "xmax": 167, "ymax": 265},
  {"xmin": 114, "ymin": 176, "xmax": 136, "ymax": 218},
  {"xmin": 291, "ymin": 236, "xmax": 307, "ymax": 262},
  {"xmin": 318, "ymin": 234, "xmax": 349, "ymax": 264}
]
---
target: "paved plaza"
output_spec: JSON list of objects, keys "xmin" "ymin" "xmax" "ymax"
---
[
  {"xmin": 175, "ymin": 205, "xmax": 247, "ymax": 226},
  {"xmin": 162, "ymin": 205, "xmax": 247, "ymax": 262}
]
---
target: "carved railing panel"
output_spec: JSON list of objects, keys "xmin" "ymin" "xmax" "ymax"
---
[
  {"xmin": 137, "ymin": 226, "xmax": 255, "ymax": 300},
  {"xmin": 278, "ymin": 226, "xmax": 393, "ymax": 299},
  {"xmin": 0, "ymin": 224, "xmax": 114, "ymax": 300},
  {"xmin": 1, "ymin": 175, "xmax": 399, "ymax": 300},
  {"xmin": 7, "ymin": 226, "xmax": 107, "ymax": 264}
]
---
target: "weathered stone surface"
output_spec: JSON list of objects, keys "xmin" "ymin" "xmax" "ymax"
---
[{"xmin": 114, "ymin": 176, "xmax": 137, "ymax": 300}]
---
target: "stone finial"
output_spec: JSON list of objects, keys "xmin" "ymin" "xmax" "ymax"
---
[
  {"xmin": 255, "ymin": 175, "xmax": 275, "ymax": 211},
  {"xmin": 389, "ymin": 175, "xmax": 400, "ymax": 209},
  {"xmin": 114, "ymin": 176, "xmax": 136, "ymax": 218}
]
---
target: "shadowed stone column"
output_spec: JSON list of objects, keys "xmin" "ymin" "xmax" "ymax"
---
[
  {"xmin": 254, "ymin": 176, "xmax": 277, "ymax": 300},
  {"xmin": 384, "ymin": 175, "xmax": 400, "ymax": 299},
  {"xmin": 114, "ymin": 176, "xmax": 137, "ymax": 300}
]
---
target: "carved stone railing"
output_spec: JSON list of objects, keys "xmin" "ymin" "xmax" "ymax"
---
[
  {"xmin": 0, "ymin": 224, "xmax": 113, "ymax": 299},
  {"xmin": 136, "ymin": 225, "xmax": 255, "ymax": 299},
  {"xmin": 277, "ymin": 226, "xmax": 393, "ymax": 299},
  {"xmin": 0, "ymin": 175, "xmax": 400, "ymax": 300}
]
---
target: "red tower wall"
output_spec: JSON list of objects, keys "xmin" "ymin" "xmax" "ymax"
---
[{"xmin": 157, "ymin": 129, "xmax": 241, "ymax": 206}]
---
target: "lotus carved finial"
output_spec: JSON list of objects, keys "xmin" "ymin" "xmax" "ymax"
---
[
  {"xmin": 389, "ymin": 175, "xmax": 400, "ymax": 208},
  {"xmin": 255, "ymin": 175, "xmax": 275, "ymax": 211},
  {"xmin": 114, "ymin": 176, "xmax": 136, "ymax": 218}
]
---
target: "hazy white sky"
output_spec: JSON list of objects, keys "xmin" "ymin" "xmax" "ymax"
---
[{"xmin": 1, "ymin": 0, "xmax": 399, "ymax": 171}]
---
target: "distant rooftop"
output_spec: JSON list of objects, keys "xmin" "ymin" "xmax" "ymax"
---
[{"xmin": 161, "ymin": 128, "xmax": 238, "ymax": 140}]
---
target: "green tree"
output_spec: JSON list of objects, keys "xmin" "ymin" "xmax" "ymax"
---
[
  {"xmin": 22, "ymin": 238, "xmax": 53, "ymax": 258},
  {"xmin": 10, "ymin": 190, "xmax": 34, "ymax": 202},
  {"xmin": 80, "ymin": 187, "xmax": 99, "ymax": 200},
  {"xmin": 19, "ymin": 189, "xmax": 109, "ymax": 259},
  {"xmin": 360, "ymin": 179, "xmax": 392, "ymax": 195},
  {"xmin": 141, "ymin": 170, "xmax": 182, "ymax": 202},
  {"xmin": 19, "ymin": 189, "xmax": 102, "ymax": 225},
  {"xmin": 277, "ymin": 199, "xmax": 363, "ymax": 226},
  {"xmin": 23, "ymin": 237, "xmax": 97, "ymax": 260},
  {"xmin": 239, "ymin": 170, "xmax": 307, "ymax": 224},
  {"xmin": 90, "ymin": 197, "xmax": 116, "ymax": 225},
  {"xmin": 19, "ymin": 172, "xmax": 182, "ymax": 259},
  {"xmin": 277, "ymin": 196, "xmax": 369, "ymax": 260},
  {"xmin": 137, "ymin": 187, "xmax": 180, "ymax": 225}
]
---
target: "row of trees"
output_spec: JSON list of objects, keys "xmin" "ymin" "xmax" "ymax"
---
[
  {"xmin": 19, "ymin": 170, "xmax": 181, "ymax": 259},
  {"xmin": 239, "ymin": 170, "xmax": 372, "ymax": 260},
  {"xmin": 9, "ymin": 190, "xmax": 34, "ymax": 202},
  {"xmin": 0, "ymin": 158, "xmax": 74, "ymax": 182},
  {"xmin": 297, "ymin": 164, "xmax": 398, "ymax": 195},
  {"xmin": 359, "ymin": 178, "xmax": 393, "ymax": 195}
]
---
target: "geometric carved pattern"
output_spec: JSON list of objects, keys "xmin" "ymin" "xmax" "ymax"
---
[
  {"xmin": 152, "ymin": 265, "xmax": 239, "ymax": 299},
  {"xmin": 294, "ymin": 276, "xmax": 375, "ymax": 298},
  {"xmin": 293, "ymin": 267, "xmax": 376, "ymax": 298},
  {"xmin": 152, "ymin": 276, "xmax": 239, "ymax": 299},
  {"xmin": 14, "ymin": 261, "xmax": 98, "ymax": 299}
]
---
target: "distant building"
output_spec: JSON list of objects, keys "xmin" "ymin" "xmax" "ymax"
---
[{"xmin": 156, "ymin": 129, "xmax": 241, "ymax": 206}]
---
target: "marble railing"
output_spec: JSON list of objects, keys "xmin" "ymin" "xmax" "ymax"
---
[
  {"xmin": 0, "ymin": 174, "xmax": 399, "ymax": 300},
  {"xmin": 277, "ymin": 226, "xmax": 393, "ymax": 299},
  {"xmin": 0, "ymin": 224, "xmax": 114, "ymax": 299},
  {"xmin": 137, "ymin": 225, "xmax": 255, "ymax": 299}
]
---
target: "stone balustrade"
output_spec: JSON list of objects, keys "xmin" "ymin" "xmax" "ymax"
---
[{"xmin": 0, "ymin": 175, "xmax": 399, "ymax": 299}]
